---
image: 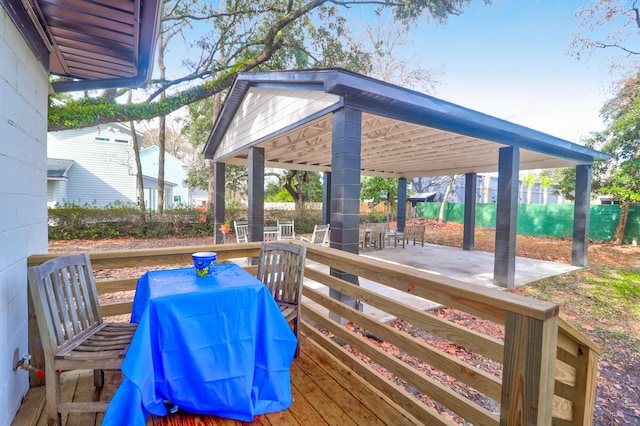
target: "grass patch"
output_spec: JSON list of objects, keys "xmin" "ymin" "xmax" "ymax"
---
[{"xmin": 584, "ymin": 269, "xmax": 640, "ymax": 320}]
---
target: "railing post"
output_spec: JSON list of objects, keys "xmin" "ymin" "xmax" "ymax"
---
[
  {"xmin": 501, "ymin": 310, "xmax": 559, "ymax": 425},
  {"xmin": 568, "ymin": 344, "xmax": 599, "ymax": 425}
]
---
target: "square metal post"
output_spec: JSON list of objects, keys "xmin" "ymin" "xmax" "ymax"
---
[
  {"xmin": 494, "ymin": 147, "xmax": 519, "ymax": 288},
  {"xmin": 213, "ymin": 162, "xmax": 226, "ymax": 244},
  {"xmin": 397, "ymin": 178, "xmax": 407, "ymax": 232},
  {"xmin": 323, "ymin": 172, "xmax": 331, "ymax": 225},
  {"xmin": 463, "ymin": 173, "xmax": 477, "ymax": 251},
  {"xmin": 248, "ymin": 147, "xmax": 265, "ymax": 243},
  {"xmin": 572, "ymin": 164, "xmax": 592, "ymax": 267},
  {"xmin": 329, "ymin": 106, "xmax": 362, "ymax": 315}
]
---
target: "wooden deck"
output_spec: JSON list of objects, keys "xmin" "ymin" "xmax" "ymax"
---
[
  {"xmin": 12, "ymin": 335, "xmax": 418, "ymax": 426},
  {"xmin": 22, "ymin": 243, "xmax": 600, "ymax": 425}
]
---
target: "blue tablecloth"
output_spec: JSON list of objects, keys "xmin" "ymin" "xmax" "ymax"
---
[{"xmin": 103, "ymin": 264, "xmax": 297, "ymax": 425}]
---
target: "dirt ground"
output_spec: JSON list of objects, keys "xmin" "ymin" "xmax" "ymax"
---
[{"xmin": 48, "ymin": 219, "xmax": 640, "ymax": 424}]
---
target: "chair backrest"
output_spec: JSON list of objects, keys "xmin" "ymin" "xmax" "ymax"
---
[
  {"xmin": 371, "ymin": 223, "xmax": 387, "ymax": 232},
  {"xmin": 277, "ymin": 220, "xmax": 295, "ymax": 240},
  {"xmin": 28, "ymin": 253, "xmax": 102, "ymax": 356},
  {"xmin": 311, "ymin": 224, "xmax": 330, "ymax": 245},
  {"xmin": 234, "ymin": 220, "xmax": 249, "ymax": 243},
  {"xmin": 257, "ymin": 242, "xmax": 307, "ymax": 306},
  {"xmin": 263, "ymin": 226, "xmax": 280, "ymax": 242},
  {"xmin": 369, "ymin": 225, "xmax": 384, "ymax": 245},
  {"xmin": 405, "ymin": 225, "xmax": 426, "ymax": 238}
]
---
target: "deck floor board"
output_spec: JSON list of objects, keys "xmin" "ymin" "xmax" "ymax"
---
[{"xmin": 12, "ymin": 336, "xmax": 416, "ymax": 426}]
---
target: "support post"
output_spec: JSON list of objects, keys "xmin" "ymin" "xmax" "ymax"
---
[
  {"xmin": 213, "ymin": 162, "xmax": 225, "ymax": 244},
  {"xmin": 397, "ymin": 178, "xmax": 407, "ymax": 233},
  {"xmin": 572, "ymin": 164, "xmax": 592, "ymax": 267},
  {"xmin": 329, "ymin": 106, "xmax": 361, "ymax": 316},
  {"xmin": 248, "ymin": 147, "xmax": 265, "ymax": 243},
  {"xmin": 323, "ymin": 171, "xmax": 331, "ymax": 225},
  {"xmin": 494, "ymin": 147, "xmax": 519, "ymax": 288},
  {"xmin": 463, "ymin": 173, "xmax": 477, "ymax": 251},
  {"xmin": 501, "ymin": 310, "xmax": 559, "ymax": 425}
]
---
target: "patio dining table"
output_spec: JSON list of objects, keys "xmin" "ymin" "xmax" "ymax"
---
[{"xmin": 102, "ymin": 264, "xmax": 297, "ymax": 425}]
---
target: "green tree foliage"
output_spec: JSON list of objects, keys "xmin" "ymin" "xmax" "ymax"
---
[
  {"xmin": 556, "ymin": 72, "xmax": 640, "ymax": 243},
  {"xmin": 48, "ymin": 0, "xmax": 481, "ymax": 131},
  {"xmin": 360, "ymin": 176, "xmax": 398, "ymax": 207},
  {"xmin": 265, "ymin": 183, "xmax": 294, "ymax": 202},
  {"xmin": 281, "ymin": 170, "xmax": 323, "ymax": 205},
  {"xmin": 593, "ymin": 74, "xmax": 640, "ymax": 243}
]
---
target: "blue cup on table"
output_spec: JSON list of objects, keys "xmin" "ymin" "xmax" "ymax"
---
[{"xmin": 192, "ymin": 252, "xmax": 217, "ymax": 277}]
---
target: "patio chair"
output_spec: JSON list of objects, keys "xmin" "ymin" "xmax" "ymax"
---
[
  {"xmin": 263, "ymin": 225, "xmax": 280, "ymax": 241},
  {"xmin": 300, "ymin": 223, "xmax": 330, "ymax": 246},
  {"xmin": 27, "ymin": 253, "xmax": 137, "ymax": 425},
  {"xmin": 257, "ymin": 242, "xmax": 307, "ymax": 357},
  {"xmin": 369, "ymin": 223, "xmax": 387, "ymax": 250},
  {"xmin": 395, "ymin": 224, "xmax": 426, "ymax": 248},
  {"xmin": 234, "ymin": 220, "xmax": 249, "ymax": 243},
  {"xmin": 277, "ymin": 219, "xmax": 295, "ymax": 240}
]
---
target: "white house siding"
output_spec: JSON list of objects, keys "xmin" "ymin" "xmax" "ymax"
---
[
  {"xmin": 0, "ymin": 9, "xmax": 49, "ymax": 425},
  {"xmin": 47, "ymin": 178, "xmax": 68, "ymax": 207},
  {"xmin": 140, "ymin": 145, "xmax": 191, "ymax": 208},
  {"xmin": 48, "ymin": 126, "xmax": 137, "ymax": 207}
]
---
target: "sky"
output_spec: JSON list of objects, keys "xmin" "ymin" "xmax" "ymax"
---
[
  {"xmin": 349, "ymin": 0, "xmax": 629, "ymax": 144},
  {"xmin": 158, "ymin": 1, "xmax": 633, "ymax": 145}
]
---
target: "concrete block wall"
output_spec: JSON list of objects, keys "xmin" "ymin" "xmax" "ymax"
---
[{"xmin": 0, "ymin": 8, "xmax": 49, "ymax": 425}]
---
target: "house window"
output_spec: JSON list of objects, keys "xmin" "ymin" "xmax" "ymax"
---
[
  {"xmin": 114, "ymin": 139, "xmax": 128, "ymax": 143},
  {"xmin": 95, "ymin": 136, "xmax": 110, "ymax": 142}
]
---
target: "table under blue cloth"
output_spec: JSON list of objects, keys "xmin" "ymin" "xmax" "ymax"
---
[{"xmin": 103, "ymin": 264, "xmax": 297, "ymax": 425}]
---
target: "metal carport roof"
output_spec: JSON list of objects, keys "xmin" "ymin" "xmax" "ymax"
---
[{"xmin": 204, "ymin": 68, "xmax": 608, "ymax": 176}]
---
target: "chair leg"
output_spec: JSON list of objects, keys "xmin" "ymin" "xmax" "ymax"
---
[
  {"xmin": 46, "ymin": 368, "xmax": 62, "ymax": 425},
  {"xmin": 94, "ymin": 369, "xmax": 105, "ymax": 388},
  {"xmin": 292, "ymin": 317, "xmax": 300, "ymax": 358}
]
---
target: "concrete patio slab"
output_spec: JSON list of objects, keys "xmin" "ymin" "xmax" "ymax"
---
[{"xmin": 303, "ymin": 243, "xmax": 581, "ymax": 322}]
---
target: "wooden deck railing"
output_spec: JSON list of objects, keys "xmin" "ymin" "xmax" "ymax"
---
[{"xmin": 27, "ymin": 241, "xmax": 599, "ymax": 425}]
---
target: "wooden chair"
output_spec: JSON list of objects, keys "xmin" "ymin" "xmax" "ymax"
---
[
  {"xmin": 369, "ymin": 223, "xmax": 386, "ymax": 250},
  {"xmin": 256, "ymin": 242, "xmax": 307, "ymax": 357},
  {"xmin": 27, "ymin": 253, "xmax": 137, "ymax": 425},
  {"xmin": 263, "ymin": 225, "xmax": 280, "ymax": 241},
  {"xmin": 277, "ymin": 219, "xmax": 295, "ymax": 240},
  {"xmin": 234, "ymin": 220, "xmax": 249, "ymax": 243},
  {"xmin": 395, "ymin": 224, "xmax": 426, "ymax": 248},
  {"xmin": 300, "ymin": 224, "xmax": 330, "ymax": 246}
]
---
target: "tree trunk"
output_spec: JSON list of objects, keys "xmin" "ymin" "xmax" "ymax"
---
[
  {"xmin": 613, "ymin": 200, "xmax": 630, "ymax": 244},
  {"xmin": 129, "ymin": 120, "xmax": 145, "ymax": 212},
  {"xmin": 438, "ymin": 175, "xmax": 455, "ymax": 223},
  {"xmin": 127, "ymin": 89, "xmax": 145, "ymax": 212},
  {"xmin": 207, "ymin": 91, "xmax": 223, "ymax": 222},
  {"xmin": 157, "ymin": 114, "xmax": 166, "ymax": 216},
  {"xmin": 483, "ymin": 174, "xmax": 491, "ymax": 203},
  {"xmin": 156, "ymin": 30, "xmax": 166, "ymax": 217}
]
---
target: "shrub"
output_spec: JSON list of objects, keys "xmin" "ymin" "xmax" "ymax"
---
[
  {"xmin": 47, "ymin": 202, "xmax": 333, "ymax": 240},
  {"xmin": 48, "ymin": 202, "xmax": 216, "ymax": 239}
]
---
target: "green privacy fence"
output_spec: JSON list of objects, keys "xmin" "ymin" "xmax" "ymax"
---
[{"xmin": 417, "ymin": 202, "xmax": 640, "ymax": 243}]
